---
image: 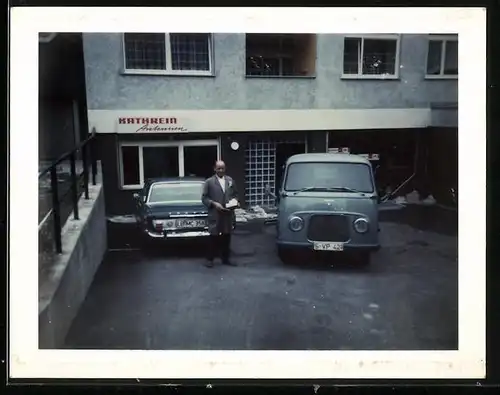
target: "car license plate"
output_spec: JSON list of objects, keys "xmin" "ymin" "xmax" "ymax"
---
[
  {"xmin": 176, "ymin": 219, "xmax": 205, "ymax": 228},
  {"xmin": 313, "ymin": 242, "xmax": 344, "ymax": 251}
]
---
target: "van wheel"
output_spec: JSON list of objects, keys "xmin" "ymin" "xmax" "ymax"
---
[{"xmin": 277, "ymin": 246, "xmax": 293, "ymax": 264}]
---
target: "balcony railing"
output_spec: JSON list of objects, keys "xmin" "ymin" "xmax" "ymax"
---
[{"xmin": 38, "ymin": 129, "xmax": 97, "ymax": 254}]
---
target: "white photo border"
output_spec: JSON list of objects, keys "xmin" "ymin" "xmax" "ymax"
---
[{"xmin": 9, "ymin": 6, "xmax": 486, "ymax": 379}]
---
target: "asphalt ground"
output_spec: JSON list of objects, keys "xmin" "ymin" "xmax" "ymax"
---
[{"xmin": 64, "ymin": 205, "xmax": 458, "ymax": 350}]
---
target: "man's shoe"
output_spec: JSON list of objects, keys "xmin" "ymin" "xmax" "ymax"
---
[
  {"xmin": 222, "ymin": 260, "xmax": 237, "ymax": 266},
  {"xmin": 205, "ymin": 260, "xmax": 214, "ymax": 268}
]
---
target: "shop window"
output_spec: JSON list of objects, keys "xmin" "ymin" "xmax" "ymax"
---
[
  {"xmin": 342, "ymin": 35, "xmax": 400, "ymax": 79},
  {"xmin": 245, "ymin": 34, "xmax": 316, "ymax": 77},
  {"xmin": 121, "ymin": 146, "xmax": 140, "ymax": 186},
  {"xmin": 119, "ymin": 141, "xmax": 219, "ymax": 189},
  {"xmin": 425, "ymin": 35, "xmax": 458, "ymax": 78},
  {"xmin": 143, "ymin": 147, "xmax": 180, "ymax": 180},
  {"xmin": 184, "ymin": 145, "xmax": 218, "ymax": 179},
  {"xmin": 123, "ymin": 33, "xmax": 213, "ymax": 75}
]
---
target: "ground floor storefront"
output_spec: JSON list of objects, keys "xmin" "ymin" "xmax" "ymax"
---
[{"xmin": 88, "ymin": 109, "xmax": 457, "ymax": 215}]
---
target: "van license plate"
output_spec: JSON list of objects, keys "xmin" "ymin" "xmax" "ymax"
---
[{"xmin": 313, "ymin": 242, "xmax": 344, "ymax": 251}]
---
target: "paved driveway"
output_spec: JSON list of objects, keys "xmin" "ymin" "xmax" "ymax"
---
[{"xmin": 65, "ymin": 206, "xmax": 458, "ymax": 350}]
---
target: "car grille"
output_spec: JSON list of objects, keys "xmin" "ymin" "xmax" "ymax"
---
[{"xmin": 307, "ymin": 214, "xmax": 350, "ymax": 242}]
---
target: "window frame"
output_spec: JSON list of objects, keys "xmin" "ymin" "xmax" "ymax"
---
[
  {"xmin": 424, "ymin": 35, "xmax": 458, "ymax": 80},
  {"xmin": 121, "ymin": 33, "xmax": 215, "ymax": 76},
  {"xmin": 341, "ymin": 34, "xmax": 401, "ymax": 80},
  {"xmin": 118, "ymin": 139, "xmax": 221, "ymax": 190},
  {"xmin": 244, "ymin": 33, "xmax": 317, "ymax": 78}
]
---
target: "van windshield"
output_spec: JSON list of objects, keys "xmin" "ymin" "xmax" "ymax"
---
[{"xmin": 284, "ymin": 162, "xmax": 374, "ymax": 193}]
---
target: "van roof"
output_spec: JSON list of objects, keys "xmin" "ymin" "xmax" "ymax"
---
[{"xmin": 287, "ymin": 153, "xmax": 372, "ymax": 165}]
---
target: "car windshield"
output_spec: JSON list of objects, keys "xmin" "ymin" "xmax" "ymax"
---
[
  {"xmin": 147, "ymin": 182, "xmax": 203, "ymax": 204},
  {"xmin": 284, "ymin": 162, "xmax": 374, "ymax": 193}
]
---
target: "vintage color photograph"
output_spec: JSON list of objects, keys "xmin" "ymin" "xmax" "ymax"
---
[
  {"xmin": 38, "ymin": 31, "xmax": 459, "ymax": 351},
  {"xmin": 8, "ymin": 4, "xmax": 486, "ymax": 381}
]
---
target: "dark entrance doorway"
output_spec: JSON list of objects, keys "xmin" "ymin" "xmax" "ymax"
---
[
  {"xmin": 183, "ymin": 144, "xmax": 218, "ymax": 179},
  {"xmin": 275, "ymin": 142, "xmax": 306, "ymax": 192}
]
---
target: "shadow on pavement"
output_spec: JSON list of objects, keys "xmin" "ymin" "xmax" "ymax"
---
[
  {"xmin": 278, "ymin": 249, "xmax": 379, "ymax": 274},
  {"xmin": 379, "ymin": 205, "xmax": 457, "ymax": 236},
  {"xmin": 106, "ymin": 205, "xmax": 457, "ymax": 257}
]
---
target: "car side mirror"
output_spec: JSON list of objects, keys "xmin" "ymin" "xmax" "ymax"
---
[
  {"xmin": 264, "ymin": 184, "xmax": 277, "ymax": 200},
  {"xmin": 134, "ymin": 193, "xmax": 145, "ymax": 203}
]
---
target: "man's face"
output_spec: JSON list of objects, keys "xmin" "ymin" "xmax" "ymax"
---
[{"xmin": 215, "ymin": 162, "xmax": 226, "ymax": 177}]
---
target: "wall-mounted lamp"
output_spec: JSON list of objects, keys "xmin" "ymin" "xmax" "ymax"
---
[{"xmin": 230, "ymin": 141, "xmax": 240, "ymax": 151}]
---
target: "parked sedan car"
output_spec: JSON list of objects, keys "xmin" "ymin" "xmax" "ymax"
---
[
  {"xmin": 133, "ymin": 177, "xmax": 210, "ymax": 246},
  {"xmin": 266, "ymin": 153, "xmax": 380, "ymax": 265}
]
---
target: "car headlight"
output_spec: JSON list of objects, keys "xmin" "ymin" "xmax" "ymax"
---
[
  {"xmin": 353, "ymin": 218, "xmax": 369, "ymax": 233},
  {"xmin": 289, "ymin": 216, "xmax": 304, "ymax": 232}
]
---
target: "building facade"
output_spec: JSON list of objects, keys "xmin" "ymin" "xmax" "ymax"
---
[
  {"xmin": 82, "ymin": 33, "xmax": 458, "ymax": 215},
  {"xmin": 39, "ymin": 33, "xmax": 89, "ymax": 163}
]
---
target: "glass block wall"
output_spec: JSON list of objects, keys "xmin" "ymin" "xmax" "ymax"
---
[
  {"xmin": 244, "ymin": 138, "xmax": 306, "ymax": 208},
  {"xmin": 245, "ymin": 140, "xmax": 276, "ymax": 208}
]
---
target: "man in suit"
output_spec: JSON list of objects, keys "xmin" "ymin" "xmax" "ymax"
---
[{"xmin": 201, "ymin": 160, "xmax": 238, "ymax": 268}]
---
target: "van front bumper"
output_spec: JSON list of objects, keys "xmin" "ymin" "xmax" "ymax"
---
[{"xmin": 277, "ymin": 240, "xmax": 380, "ymax": 252}]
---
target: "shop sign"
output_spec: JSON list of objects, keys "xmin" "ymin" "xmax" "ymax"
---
[{"xmin": 117, "ymin": 117, "xmax": 189, "ymax": 133}]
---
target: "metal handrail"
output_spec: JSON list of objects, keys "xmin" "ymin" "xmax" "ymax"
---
[
  {"xmin": 38, "ymin": 131, "xmax": 96, "ymax": 179},
  {"xmin": 39, "ymin": 128, "xmax": 98, "ymax": 254}
]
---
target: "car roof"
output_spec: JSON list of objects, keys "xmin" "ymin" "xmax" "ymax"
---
[
  {"xmin": 146, "ymin": 176, "xmax": 206, "ymax": 185},
  {"xmin": 287, "ymin": 153, "xmax": 371, "ymax": 165}
]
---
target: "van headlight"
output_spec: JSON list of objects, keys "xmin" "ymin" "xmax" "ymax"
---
[
  {"xmin": 289, "ymin": 216, "xmax": 304, "ymax": 232},
  {"xmin": 353, "ymin": 218, "xmax": 369, "ymax": 233}
]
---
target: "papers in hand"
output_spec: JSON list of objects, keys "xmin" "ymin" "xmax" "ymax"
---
[{"xmin": 225, "ymin": 199, "xmax": 238, "ymax": 209}]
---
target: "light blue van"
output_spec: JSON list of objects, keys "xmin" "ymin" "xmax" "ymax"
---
[{"xmin": 266, "ymin": 153, "xmax": 380, "ymax": 265}]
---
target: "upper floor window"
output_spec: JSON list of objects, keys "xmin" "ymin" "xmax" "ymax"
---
[
  {"xmin": 123, "ymin": 33, "xmax": 213, "ymax": 76},
  {"xmin": 342, "ymin": 35, "xmax": 400, "ymax": 79},
  {"xmin": 245, "ymin": 34, "xmax": 316, "ymax": 77},
  {"xmin": 425, "ymin": 36, "xmax": 458, "ymax": 79}
]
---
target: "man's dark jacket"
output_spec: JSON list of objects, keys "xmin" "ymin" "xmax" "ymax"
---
[{"xmin": 201, "ymin": 175, "xmax": 238, "ymax": 235}]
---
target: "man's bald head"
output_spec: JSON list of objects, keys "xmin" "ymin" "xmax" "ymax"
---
[{"xmin": 214, "ymin": 160, "xmax": 226, "ymax": 177}]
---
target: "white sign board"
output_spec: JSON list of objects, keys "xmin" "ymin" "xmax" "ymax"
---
[
  {"xmin": 328, "ymin": 147, "xmax": 350, "ymax": 154},
  {"xmin": 116, "ymin": 116, "xmax": 189, "ymax": 133}
]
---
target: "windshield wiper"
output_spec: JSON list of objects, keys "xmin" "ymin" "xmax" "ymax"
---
[
  {"xmin": 326, "ymin": 186, "xmax": 364, "ymax": 193},
  {"xmin": 292, "ymin": 186, "xmax": 364, "ymax": 194},
  {"xmin": 291, "ymin": 187, "xmax": 328, "ymax": 194}
]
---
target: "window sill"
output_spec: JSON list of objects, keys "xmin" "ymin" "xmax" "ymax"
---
[
  {"xmin": 121, "ymin": 69, "xmax": 215, "ymax": 77},
  {"xmin": 245, "ymin": 75, "xmax": 316, "ymax": 79},
  {"xmin": 341, "ymin": 74, "xmax": 400, "ymax": 81},
  {"xmin": 424, "ymin": 75, "xmax": 458, "ymax": 80}
]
